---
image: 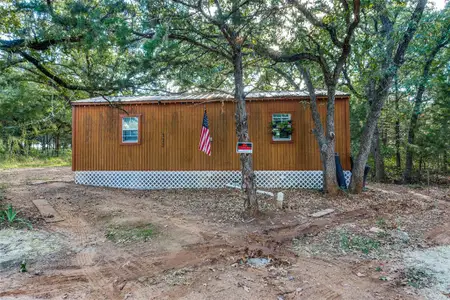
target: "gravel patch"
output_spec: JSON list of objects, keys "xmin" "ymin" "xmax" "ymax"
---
[
  {"xmin": 0, "ymin": 229, "xmax": 66, "ymax": 270},
  {"xmin": 403, "ymin": 245, "xmax": 450, "ymax": 299}
]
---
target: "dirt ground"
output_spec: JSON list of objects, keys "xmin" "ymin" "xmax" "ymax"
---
[{"xmin": 0, "ymin": 167, "xmax": 449, "ymax": 300}]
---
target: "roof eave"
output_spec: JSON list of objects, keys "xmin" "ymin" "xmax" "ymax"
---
[{"xmin": 71, "ymin": 94, "xmax": 350, "ymax": 106}]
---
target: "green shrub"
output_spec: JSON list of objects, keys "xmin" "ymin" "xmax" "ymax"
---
[
  {"xmin": 404, "ymin": 267, "xmax": 435, "ymax": 288},
  {"xmin": 106, "ymin": 223, "xmax": 155, "ymax": 243},
  {"xmin": 0, "ymin": 151, "xmax": 71, "ymax": 169},
  {"xmin": 0, "ymin": 204, "xmax": 33, "ymax": 229},
  {"xmin": 340, "ymin": 231, "xmax": 380, "ymax": 254}
]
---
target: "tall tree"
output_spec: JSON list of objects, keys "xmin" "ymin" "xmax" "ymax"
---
[
  {"xmin": 0, "ymin": 69, "xmax": 72, "ymax": 157},
  {"xmin": 0, "ymin": 0, "xmax": 157, "ymax": 96},
  {"xmin": 129, "ymin": 0, "xmax": 278, "ymax": 214},
  {"xmin": 258, "ymin": 0, "xmax": 360, "ymax": 194},
  {"xmin": 349, "ymin": 0, "xmax": 427, "ymax": 192},
  {"xmin": 394, "ymin": 76, "xmax": 402, "ymax": 171},
  {"xmin": 403, "ymin": 6, "xmax": 449, "ymax": 182}
]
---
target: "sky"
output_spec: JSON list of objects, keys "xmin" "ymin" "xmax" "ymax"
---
[{"xmin": 431, "ymin": 0, "xmax": 447, "ymax": 10}]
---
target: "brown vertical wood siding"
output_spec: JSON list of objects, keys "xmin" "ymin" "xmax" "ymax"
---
[{"xmin": 72, "ymin": 97, "xmax": 351, "ymax": 171}]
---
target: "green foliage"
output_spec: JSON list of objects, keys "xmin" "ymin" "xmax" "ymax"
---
[
  {"xmin": 0, "ymin": 204, "xmax": 33, "ymax": 229},
  {"xmin": 3, "ymin": 204, "xmax": 17, "ymax": 223},
  {"xmin": 0, "ymin": 0, "xmax": 447, "ymax": 186},
  {"xmin": 404, "ymin": 267, "xmax": 436, "ymax": 288},
  {"xmin": 0, "ymin": 184, "xmax": 5, "ymax": 202},
  {"xmin": 344, "ymin": 2, "xmax": 450, "ymax": 182},
  {"xmin": 339, "ymin": 231, "xmax": 380, "ymax": 254},
  {"xmin": 106, "ymin": 223, "xmax": 156, "ymax": 243},
  {"xmin": 20, "ymin": 261, "xmax": 27, "ymax": 273},
  {"xmin": 0, "ymin": 72, "xmax": 72, "ymax": 162},
  {"xmin": 376, "ymin": 218, "xmax": 387, "ymax": 229},
  {"xmin": 0, "ymin": 151, "xmax": 72, "ymax": 169},
  {"xmin": 270, "ymin": 120, "xmax": 293, "ymax": 137}
]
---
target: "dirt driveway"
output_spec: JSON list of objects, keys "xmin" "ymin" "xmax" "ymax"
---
[{"xmin": 0, "ymin": 167, "xmax": 449, "ymax": 299}]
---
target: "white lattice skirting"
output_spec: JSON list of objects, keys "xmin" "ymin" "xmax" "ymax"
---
[{"xmin": 74, "ymin": 170, "xmax": 352, "ymax": 190}]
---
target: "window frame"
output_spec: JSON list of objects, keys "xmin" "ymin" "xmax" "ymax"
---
[
  {"xmin": 271, "ymin": 112, "xmax": 293, "ymax": 143},
  {"xmin": 119, "ymin": 114, "xmax": 142, "ymax": 145}
]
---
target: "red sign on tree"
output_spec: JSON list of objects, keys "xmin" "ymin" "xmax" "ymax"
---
[{"xmin": 236, "ymin": 142, "xmax": 253, "ymax": 154}]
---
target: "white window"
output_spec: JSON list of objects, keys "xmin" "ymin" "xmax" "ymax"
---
[
  {"xmin": 272, "ymin": 113, "xmax": 292, "ymax": 141},
  {"xmin": 122, "ymin": 116, "xmax": 139, "ymax": 143}
]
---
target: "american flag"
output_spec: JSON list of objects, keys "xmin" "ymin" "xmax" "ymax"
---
[{"xmin": 199, "ymin": 109, "xmax": 211, "ymax": 156}]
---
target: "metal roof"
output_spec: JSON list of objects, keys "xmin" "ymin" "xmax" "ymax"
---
[{"xmin": 73, "ymin": 90, "xmax": 349, "ymax": 104}]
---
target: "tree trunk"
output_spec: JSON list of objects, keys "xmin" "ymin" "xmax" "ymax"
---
[
  {"xmin": 403, "ymin": 34, "xmax": 446, "ymax": 182},
  {"xmin": 381, "ymin": 126, "xmax": 388, "ymax": 146},
  {"xmin": 403, "ymin": 73, "xmax": 427, "ymax": 183},
  {"xmin": 394, "ymin": 78, "xmax": 401, "ymax": 170},
  {"xmin": 323, "ymin": 85, "xmax": 339, "ymax": 194},
  {"xmin": 232, "ymin": 45, "xmax": 258, "ymax": 215},
  {"xmin": 349, "ymin": 86, "xmax": 384, "ymax": 193},
  {"xmin": 418, "ymin": 156, "xmax": 424, "ymax": 181},
  {"xmin": 403, "ymin": 120, "xmax": 416, "ymax": 183},
  {"xmin": 322, "ymin": 141, "xmax": 338, "ymax": 194},
  {"xmin": 55, "ymin": 134, "xmax": 60, "ymax": 157},
  {"xmin": 18, "ymin": 141, "xmax": 25, "ymax": 156},
  {"xmin": 372, "ymin": 125, "xmax": 386, "ymax": 181},
  {"xmin": 298, "ymin": 66, "xmax": 338, "ymax": 194},
  {"xmin": 442, "ymin": 151, "xmax": 448, "ymax": 174},
  {"xmin": 349, "ymin": 0, "xmax": 426, "ymax": 193}
]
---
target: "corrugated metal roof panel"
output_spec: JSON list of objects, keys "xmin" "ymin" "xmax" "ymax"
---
[{"xmin": 73, "ymin": 90, "xmax": 349, "ymax": 104}]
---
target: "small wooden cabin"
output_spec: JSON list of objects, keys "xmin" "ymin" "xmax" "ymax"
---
[{"xmin": 72, "ymin": 91, "xmax": 351, "ymax": 189}]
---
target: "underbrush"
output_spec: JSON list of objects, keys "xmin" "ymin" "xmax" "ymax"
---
[
  {"xmin": 0, "ymin": 204, "xmax": 33, "ymax": 229},
  {"xmin": 292, "ymin": 223, "xmax": 412, "ymax": 260},
  {"xmin": 0, "ymin": 184, "xmax": 5, "ymax": 201},
  {"xmin": 106, "ymin": 223, "xmax": 156, "ymax": 243},
  {"xmin": 339, "ymin": 231, "xmax": 381, "ymax": 254},
  {"xmin": 401, "ymin": 267, "xmax": 436, "ymax": 288},
  {"xmin": 0, "ymin": 185, "xmax": 33, "ymax": 229},
  {"xmin": 0, "ymin": 151, "xmax": 71, "ymax": 169}
]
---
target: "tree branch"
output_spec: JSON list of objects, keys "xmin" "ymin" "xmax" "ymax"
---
[
  {"xmin": 289, "ymin": 0, "xmax": 343, "ymax": 48},
  {"xmin": 0, "ymin": 36, "xmax": 82, "ymax": 52},
  {"xmin": 298, "ymin": 65, "xmax": 326, "ymax": 148},
  {"xmin": 173, "ymin": 33, "xmax": 232, "ymax": 59},
  {"xmin": 131, "ymin": 30, "xmax": 232, "ymax": 60},
  {"xmin": 256, "ymin": 46, "xmax": 321, "ymax": 64},
  {"xmin": 342, "ymin": 65, "xmax": 363, "ymax": 98},
  {"xmin": 18, "ymin": 51, "xmax": 88, "ymax": 91},
  {"xmin": 270, "ymin": 65, "xmax": 301, "ymax": 90},
  {"xmin": 333, "ymin": 0, "xmax": 361, "ymax": 81},
  {"xmin": 392, "ymin": 0, "xmax": 427, "ymax": 67}
]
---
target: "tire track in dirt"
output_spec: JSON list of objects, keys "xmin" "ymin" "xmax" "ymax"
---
[
  {"xmin": 105, "ymin": 207, "xmax": 370, "ymax": 298},
  {"xmin": 298, "ymin": 284, "xmax": 342, "ymax": 300},
  {"xmin": 54, "ymin": 206, "xmax": 235, "ymax": 299},
  {"xmin": 1, "ymin": 211, "xmax": 117, "ymax": 299},
  {"xmin": 0, "ymin": 187, "xmax": 92, "ymax": 299},
  {"xmin": 106, "ymin": 207, "xmax": 370, "ymax": 291},
  {"xmin": 105, "ymin": 243, "xmax": 238, "ymax": 280},
  {"xmin": 58, "ymin": 207, "xmax": 239, "ymax": 299},
  {"xmin": 63, "ymin": 210, "xmax": 124, "ymax": 299},
  {"xmin": 3, "ymin": 169, "xmax": 432, "ymax": 300},
  {"xmin": 0, "ymin": 200, "xmax": 122, "ymax": 300},
  {"xmin": 251, "ymin": 208, "xmax": 368, "ymax": 252},
  {"xmin": 0, "ymin": 274, "xmax": 89, "ymax": 298},
  {"xmin": 45, "ymin": 241, "xmax": 238, "ymax": 299},
  {"xmin": 118, "ymin": 244, "xmax": 241, "ymax": 299}
]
